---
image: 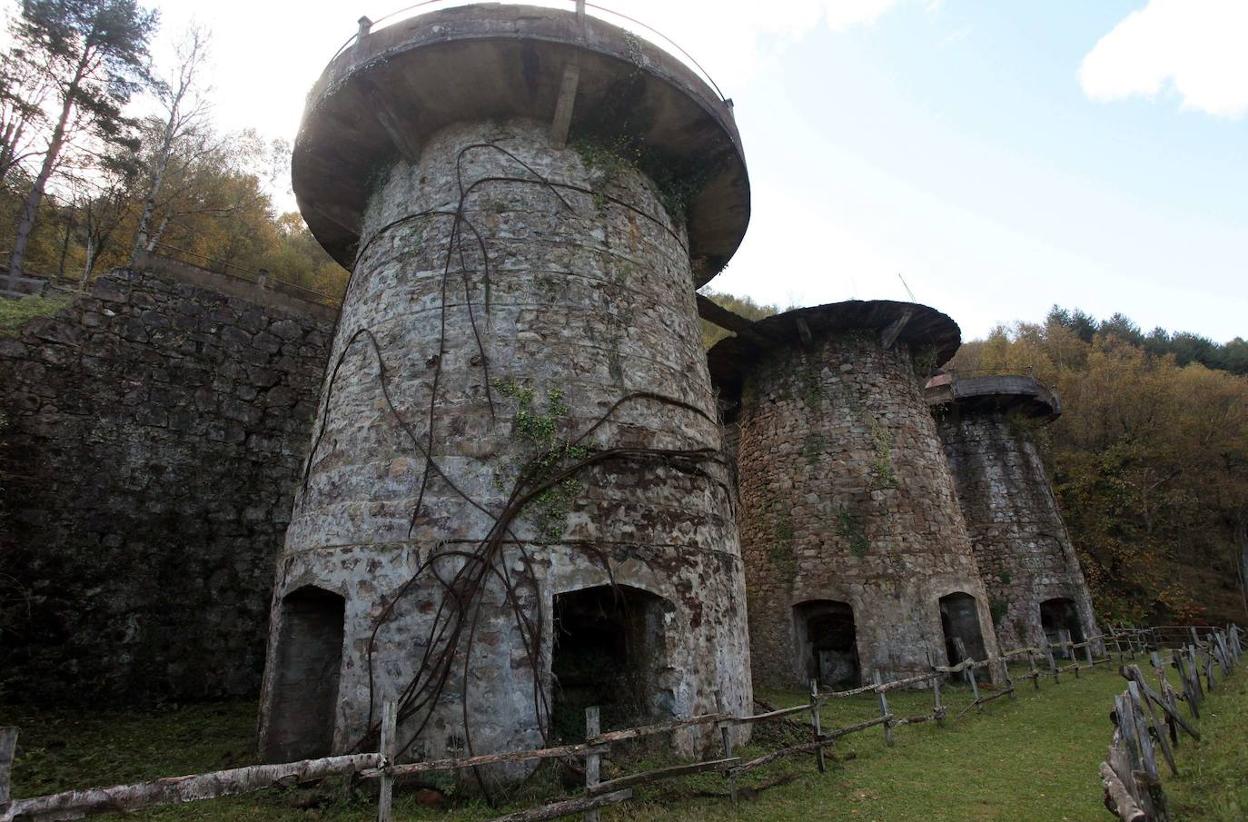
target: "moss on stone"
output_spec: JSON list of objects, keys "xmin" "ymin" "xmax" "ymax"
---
[{"xmin": 0, "ymin": 292, "xmax": 72, "ymax": 337}]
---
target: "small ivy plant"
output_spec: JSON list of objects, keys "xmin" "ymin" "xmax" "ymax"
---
[
  {"xmin": 494, "ymin": 379, "xmax": 588, "ymax": 543},
  {"xmin": 868, "ymin": 418, "xmax": 899, "ymax": 490},
  {"xmin": 836, "ymin": 507, "xmax": 870, "ymax": 558}
]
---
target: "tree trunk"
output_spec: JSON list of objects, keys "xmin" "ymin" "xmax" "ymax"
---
[
  {"xmin": 79, "ymin": 234, "xmax": 96, "ymax": 289},
  {"xmin": 9, "ymin": 58, "xmax": 88, "ymax": 277},
  {"xmin": 130, "ymin": 122, "xmax": 175, "ymax": 264},
  {"xmin": 145, "ymin": 213, "xmax": 170, "ymax": 253}
]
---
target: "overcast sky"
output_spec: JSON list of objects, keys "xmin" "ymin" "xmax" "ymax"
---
[{"xmin": 145, "ymin": 0, "xmax": 1246, "ymax": 343}]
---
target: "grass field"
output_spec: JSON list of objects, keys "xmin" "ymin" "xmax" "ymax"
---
[
  {"xmin": 4, "ymin": 663, "xmax": 1243, "ymax": 820},
  {"xmin": 1165, "ymin": 668, "xmax": 1248, "ymax": 821},
  {"xmin": 0, "ymin": 291, "xmax": 71, "ymax": 336}
]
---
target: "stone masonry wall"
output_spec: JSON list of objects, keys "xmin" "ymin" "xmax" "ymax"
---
[
  {"xmin": 934, "ymin": 408, "xmax": 1098, "ymax": 649},
  {"xmin": 0, "ymin": 267, "xmax": 333, "ymax": 703},
  {"xmin": 737, "ymin": 331, "xmax": 998, "ymax": 688},
  {"xmin": 260, "ymin": 118, "xmax": 751, "ymax": 769}
]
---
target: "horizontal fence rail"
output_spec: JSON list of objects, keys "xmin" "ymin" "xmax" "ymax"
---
[{"xmin": 0, "ymin": 624, "xmax": 1234, "ymax": 821}]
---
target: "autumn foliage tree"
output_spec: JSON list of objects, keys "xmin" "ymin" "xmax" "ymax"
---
[{"xmin": 6, "ymin": 0, "xmax": 158, "ymax": 277}]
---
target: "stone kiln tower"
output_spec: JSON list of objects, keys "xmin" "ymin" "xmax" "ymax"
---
[
  {"xmin": 258, "ymin": 5, "xmax": 753, "ymax": 769},
  {"xmin": 926, "ymin": 373, "xmax": 1098, "ymax": 651},
  {"xmin": 709, "ymin": 301, "xmax": 1000, "ymax": 689}
]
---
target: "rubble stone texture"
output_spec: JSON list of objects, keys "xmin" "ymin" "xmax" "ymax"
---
[
  {"xmin": 931, "ymin": 381, "xmax": 1098, "ymax": 651},
  {"xmin": 258, "ymin": 118, "xmax": 751, "ymax": 767},
  {"xmin": 712, "ymin": 304, "xmax": 1000, "ymax": 689},
  {"xmin": 0, "ymin": 267, "xmax": 332, "ymax": 702}
]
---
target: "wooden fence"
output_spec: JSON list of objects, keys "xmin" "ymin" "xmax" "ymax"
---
[
  {"xmin": 1100, "ymin": 625, "xmax": 1243, "ymax": 822},
  {"xmin": 0, "ymin": 625, "xmax": 1208, "ymax": 822},
  {"xmin": 0, "ymin": 272, "xmax": 49, "ymax": 300}
]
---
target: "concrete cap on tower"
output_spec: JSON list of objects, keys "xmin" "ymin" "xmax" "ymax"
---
[
  {"xmin": 707, "ymin": 299, "xmax": 963, "ymax": 403},
  {"xmin": 292, "ymin": 3, "xmax": 751, "ymax": 285},
  {"xmin": 924, "ymin": 373, "xmax": 1061, "ymax": 420}
]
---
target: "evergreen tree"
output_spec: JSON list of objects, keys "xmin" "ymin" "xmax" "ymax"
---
[{"xmin": 6, "ymin": 0, "xmax": 158, "ymax": 277}]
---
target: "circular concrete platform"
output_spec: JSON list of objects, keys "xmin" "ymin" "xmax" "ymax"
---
[{"xmin": 293, "ymin": 3, "xmax": 750, "ymax": 284}]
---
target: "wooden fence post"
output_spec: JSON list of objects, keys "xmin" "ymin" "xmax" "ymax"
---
[
  {"xmin": 873, "ymin": 671, "xmax": 893, "ymax": 746},
  {"xmin": 0, "ymin": 727, "xmax": 16, "ymax": 810},
  {"xmin": 1069, "ymin": 637, "xmax": 1081, "ymax": 679},
  {"xmin": 377, "ymin": 702, "xmax": 397, "ymax": 822},
  {"xmin": 927, "ymin": 649, "xmax": 945, "ymax": 726},
  {"xmin": 809, "ymin": 680, "xmax": 826, "ymax": 773},
  {"xmin": 1150, "ymin": 652, "xmax": 1179, "ymax": 746},
  {"xmin": 1084, "ymin": 640, "xmax": 1095, "ymax": 669},
  {"xmin": 1216, "ymin": 632, "xmax": 1232, "ymax": 675},
  {"xmin": 715, "ymin": 695, "xmax": 737, "ymax": 804},
  {"xmin": 584, "ymin": 707, "xmax": 601, "ymax": 822},
  {"xmin": 1129, "ymin": 678, "xmax": 1178, "ymax": 778},
  {"xmin": 1046, "ymin": 644, "xmax": 1060, "ymax": 684},
  {"xmin": 1028, "ymin": 649, "xmax": 1040, "ymax": 690},
  {"xmin": 953, "ymin": 639, "xmax": 981, "ymax": 710},
  {"xmin": 1172, "ymin": 648, "xmax": 1199, "ymax": 718},
  {"xmin": 999, "ymin": 655, "xmax": 1015, "ymax": 699},
  {"xmin": 1187, "ymin": 645, "xmax": 1205, "ymax": 701}
]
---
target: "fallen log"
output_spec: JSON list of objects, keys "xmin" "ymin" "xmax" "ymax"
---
[
  {"xmin": 361, "ymin": 743, "xmax": 608, "ymax": 779},
  {"xmin": 0, "ymin": 754, "xmax": 380, "ymax": 822},
  {"xmin": 1100, "ymin": 761, "xmax": 1146, "ymax": 822},
  {"xmin": 587, "ymin": 757, "xmax": 738, "ymax": 796},
  {"xmin": 486, "ymin": 789, "xmax": 632, "ymax": 822}
]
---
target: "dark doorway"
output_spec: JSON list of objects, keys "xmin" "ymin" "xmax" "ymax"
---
[
  {"xmin": 263, "ymin": 586, "xmax": 345, "ymax": 763},
  {"xmin": 794, "ymin": 600, "xmax": 860, "ymax": 688},
  {"xmin": 940, "ymin": 592, "xmax": 988, "ymax": 667},
  {"xmin": 550, "ymin": 585, "xmax": 671, "ymax": 740},
  {"xmin": 1040, "ymin": 598, "xmax": 1084, "ymax": 647}
]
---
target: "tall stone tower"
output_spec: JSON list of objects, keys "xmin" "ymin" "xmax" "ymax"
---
[
  {"xmin": 710, "ymin": 301, "xmax": 1000, "ymax": 688},
  {"xmin": 258, "ymin": 5, "xmax": 752, "ymax": 772},
  {"xmin": 926, "ymin": 373, "xmax": 1098, "ymax": 651}
]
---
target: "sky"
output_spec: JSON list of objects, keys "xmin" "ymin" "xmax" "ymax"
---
[{"xmin": 144, "ymin": 0, "xmax": 1246, "ymax": 343}]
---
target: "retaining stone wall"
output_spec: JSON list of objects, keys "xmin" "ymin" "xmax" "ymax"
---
[{"xmin": 0, "ymin": 267, "xmax": 333, "ymax": 702}]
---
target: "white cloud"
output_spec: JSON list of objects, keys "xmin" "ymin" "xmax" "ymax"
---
[{"xmin": 1079, "ymin": 0, "xmax": 1248, "ymax": 118}]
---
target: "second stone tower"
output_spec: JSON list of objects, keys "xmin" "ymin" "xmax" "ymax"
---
[{"xmin": 710, "ymin": 301, "xmax": 999, "ymax": 689}]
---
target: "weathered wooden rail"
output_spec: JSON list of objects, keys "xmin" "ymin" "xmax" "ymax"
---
[
  {"xmin": 0, "ymin": 624, "xmax": 1216, "ymax": 822},
  {"xmin": 1099, "ymin": 624, "xmax": 1242, "ymax": 822}
]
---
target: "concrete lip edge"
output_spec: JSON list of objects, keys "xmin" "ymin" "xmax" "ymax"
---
[
  {"xmin": 292, "ymin": 3, "xmax": 751, "ymax": 287},
  {"xmin": 707, "ymin": 299, "xmax": 964, "ymax": 403}
]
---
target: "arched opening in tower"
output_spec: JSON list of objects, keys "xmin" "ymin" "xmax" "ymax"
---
[
  {"xmin": 550, "ymin": 584, "xmax": 673, "ymax": 740},
  {"xmin": 264, "ymin": 585, "xmax": 345, "ymax": 762},
  {"xmin": 794, "ymin": 600, "xmax": 860, "ymax": 688},
  {"xmin": 939, "ymin": 591, "xmax": 988, "ymax": 669},
  {"xmin": 1040, "ymin": 597, "xmax": 1085, "ymax": 651}
]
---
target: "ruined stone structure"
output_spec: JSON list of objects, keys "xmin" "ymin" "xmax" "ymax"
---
[
  {"xmin": 709, "ymin": 301, "xmax": 1000, "ymax": 689},
  {"xmin": 259, "ymin": 5, "xmax": 752, "ymax": 769},
  {"xmin": 0, "ymin": 261, "xmax": 333, "ymax": 702},
  {"xmin": 926, "ymin": 373, "xmax": 1098, "ymax": 651}
]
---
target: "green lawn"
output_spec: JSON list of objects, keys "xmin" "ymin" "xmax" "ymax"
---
[
  {"xmin": 2, "ymin": 663, "xmax": 1236, "ymax": 821},
  {"xmin": 0, "ymin": 291, "xmax": 72, "ymax": 336},
  {"xmin": 1165, "ymin": 668, "xmax": 1248, "ymax": 821}
]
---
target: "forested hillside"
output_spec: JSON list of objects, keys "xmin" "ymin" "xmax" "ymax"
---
[
  {"xmin": 952, "ymin": 308, "xmax": 1248, "ymax": 628},
  {"xmin": 0, "ymin": 2, "xmax": 348, "ymax": 299}
]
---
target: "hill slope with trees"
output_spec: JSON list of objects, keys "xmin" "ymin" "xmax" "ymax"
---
[{"xmin": 951, "ymin": 308, "xmax": 1248, "ymax": 627}]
